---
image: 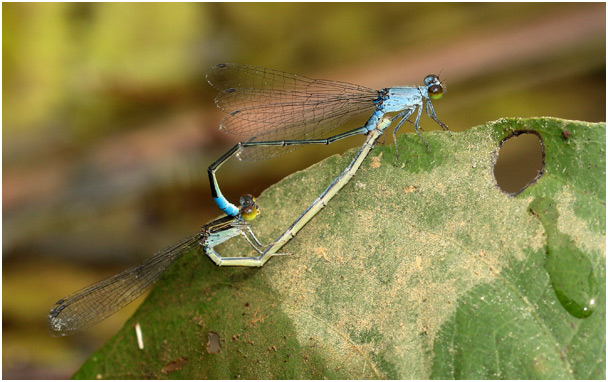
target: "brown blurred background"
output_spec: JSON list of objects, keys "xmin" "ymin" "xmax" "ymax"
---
[{"xmin": 2, "ymin": 3, "xmax": 605, "ymax": 379}]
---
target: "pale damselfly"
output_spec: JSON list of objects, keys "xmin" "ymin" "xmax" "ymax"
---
[{"xmin": 47, "ymin": 195, "xmax": 282, "ymax": 336}]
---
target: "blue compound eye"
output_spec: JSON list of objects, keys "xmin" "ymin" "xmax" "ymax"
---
[
  {"xmin": 424, "ymin": 75, "xmax": 444, "ymax": 100},
  {"xmin": 424, "ymin": 74, "xmax": 438, "ymax": 86}
]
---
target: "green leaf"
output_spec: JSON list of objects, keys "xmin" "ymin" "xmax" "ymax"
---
[{"xmin": 74, "ymin": 117, "xmax": 605, "ymax": 379}]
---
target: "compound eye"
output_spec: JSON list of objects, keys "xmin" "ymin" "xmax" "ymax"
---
[
  {"xmin": 239, "ymin": 194, "xmax": 255, "ymax": 207},
  {"xmin": 424, "ymin": 74, "xmax": 438, "ymax": 86},
  {"xmin": 239, "ymin": 194, "xmax": 260, "ymax": 221},
  {"xmin": 428, "ymin": 84, "xmax": 444, "ymax": 100},
  {"xmin": 241, "ymin": 205, "xmax": 259, "ymax": 221}
]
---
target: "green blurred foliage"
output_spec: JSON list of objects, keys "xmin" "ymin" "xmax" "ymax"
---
[
  {"xmin": 4, "ymin": 3, "xmax": 208, "ymax": 139},
  {"xmin": 2, "ymin": 2, "xmax": 605, "ymax": 379}
]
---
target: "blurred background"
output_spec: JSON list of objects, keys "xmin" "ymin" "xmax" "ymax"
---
[{"xmin": 2, "ymin": 2, "xmax": 605, "ymax": 379}]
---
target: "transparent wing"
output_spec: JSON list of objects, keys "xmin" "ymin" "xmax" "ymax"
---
[
  {"xmin": 206, "ymin": 63, "xmax": 379, "ymax": 160},
  {"xmin": 47, "ymin": 234, "xmax": 201, "ymax": 336},
  {"xmin": 237, "ymin": 109, "xmax": 371, "ymax": 160}
]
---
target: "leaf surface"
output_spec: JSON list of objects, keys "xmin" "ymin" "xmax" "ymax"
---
[{"xmin": 74, "ymin": 118, "xmax": 605, "ymax": 379}]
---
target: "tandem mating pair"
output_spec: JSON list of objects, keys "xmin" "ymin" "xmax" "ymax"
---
[{"xmin": 47, "ymin": 63, "xmax": 449, "ymax": 336}]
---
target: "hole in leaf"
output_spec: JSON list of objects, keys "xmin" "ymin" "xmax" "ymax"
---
[{"xmin": 494, "ymin": 130, "xmax": 545, "ymax": 195}]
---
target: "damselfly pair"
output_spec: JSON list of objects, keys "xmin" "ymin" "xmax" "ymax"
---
[{"xmin": 47, "ymin": 63, "xmax": 449, "ymax": 335}]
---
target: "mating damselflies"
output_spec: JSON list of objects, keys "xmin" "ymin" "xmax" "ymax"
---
[
  {"xmin": 47, "ymin": 195, "xmax": 283, "ymax": 336},
  {"xmin": 258, "ymin": 115, "xmax": 395, "ymax": 261},
  {"xmin": 205, "ymin": 63, "xmax": 449, "ymax": 217}
]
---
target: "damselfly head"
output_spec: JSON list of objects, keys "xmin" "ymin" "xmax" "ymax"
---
[
  {"xmin": 239, "ymin": 194, "xmax": 260, "ymax": 221},
  {"xmin": 424, "ymin": 74, "xmax": 445, "ymax": 100}
]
